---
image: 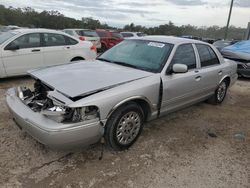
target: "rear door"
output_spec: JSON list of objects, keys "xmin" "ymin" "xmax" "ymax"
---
[
  {"xmin": 161, "ymin": 43, "xmax": 202, "ymax": 114},
  {"xmin": 194, "ymin": 44, "xmax": 222, "ymax": 96},
  {"xmin": 42, "ymin": 33, "xmax": 69, "ymax": 66},
  {"xmin": 2, "ymin": 33, "xmax": 44, "ymax": 76}
]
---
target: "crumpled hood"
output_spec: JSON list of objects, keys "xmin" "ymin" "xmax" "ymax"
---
[{"xmin": 29, "ymin": 60, "xmax": 153, "ymax": 98}]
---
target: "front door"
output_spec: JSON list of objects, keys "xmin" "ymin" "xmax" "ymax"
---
[
  {"xmin": 161, "ymin": 44, "xmax": 202, "ymax": 114},
  {"xmin": 2, "ymin": 33, "xmax": 44, "ymax": 76}
]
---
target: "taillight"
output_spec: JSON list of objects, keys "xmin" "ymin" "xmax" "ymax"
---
[
  {"xmin": 90, "ymin": 45, "xmax": 97, "ymax": 52},
  {"xmin": 79, "ymin": 36, "xmax": 85, "ymax": 41}
]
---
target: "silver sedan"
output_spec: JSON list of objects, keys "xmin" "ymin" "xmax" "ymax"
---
[{"xmin": 6, "ymin": 36, "xmax": 238, "ymax": 150}]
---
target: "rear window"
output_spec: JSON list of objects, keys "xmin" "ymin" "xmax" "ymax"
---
[
  {"xmin": 43, "ymin": 33, "xmax": 67, "ymax": 46},
  {"xmin": 65, "ymin": 36, "xmax": 78, "ymax": 45},
  {"xmin": 76, "ymin": 30, "xmax": 98, "ymax": 37},
  {"xmin": 0, "ymin": 32, "xmax": 17, "ymax": 44},
  {"xmin": 196, "ymin": 44, "xmax": 220, "ymax": 67}
]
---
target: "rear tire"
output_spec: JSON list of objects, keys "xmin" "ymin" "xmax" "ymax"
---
[
  {"xmin": 208, "ymin": 80, "xmax": 228, "ymax": 104},
  {"xmin": 104, "ymin": 102, "xmax": 144, "ymax": 151}
]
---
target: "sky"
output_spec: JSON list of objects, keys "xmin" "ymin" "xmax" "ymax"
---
[{"xmin": 1, "ymin": 0, "xmax": 250, "ymax": 28}]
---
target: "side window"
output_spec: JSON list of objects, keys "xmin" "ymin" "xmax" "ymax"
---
[
  {"xmin": 196, "ymin": 44, "xmax": 220, "ymax": 67},
  {"xmin": 170, "ymin": 44, "xmax": 196, "ymax": 69},
  {"xmin": 122, "ymin": 33, "xmax": 133, "ymax": 37},
  {"xmin": 43, "ymin": 33, "xmax": 67, "ymax": 46},
  {"xmin": 64, "ymin": 36, "xmax": 78, "ymax": 45},
  {"xmin": 6, "ymin": 33, "xmax": 40, "ymax": 49}
]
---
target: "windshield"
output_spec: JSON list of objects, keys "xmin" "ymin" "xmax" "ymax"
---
[
  {"xmin": 97, "ymin": 40, "xmax": 173, "ymax": 73},
  {"xmin": 0, "ymin": 31, "xmax": 17, "ymax": 44},
  {"xmin": 76, "ymin": 30, "xmax": 98, "ymax": 37}
]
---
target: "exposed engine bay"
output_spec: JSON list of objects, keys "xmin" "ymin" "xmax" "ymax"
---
[{"xmin": 17, "ymin": 80, "xmax": 99, "ymax": 123}]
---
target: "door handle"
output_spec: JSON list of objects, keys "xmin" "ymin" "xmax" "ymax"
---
[
  {"xmin": 218, "ymin": 70, "xmax": 223, "ymax": 75},
  {"xmin": 65, "ymin": 46, "xmax": 70, "ymax": 49},
  {"xmin": 31, "ymin": 49, "xmax": 40, "ymax": 52},
  {"xmin": 195, "ymin": 76, "xmax": 201, "ymax": 81}
]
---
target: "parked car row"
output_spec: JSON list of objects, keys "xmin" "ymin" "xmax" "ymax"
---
[
  {"xmin": 0, "ymin": 27, "xmax": 150, "ymax": 54},
  {"xmin": 62, "ymin": 29, "xmax": 148, "ymax": 52},
  {"xmin": 0, "ymin": 29, "xmax": 97, "ymax": 78}
]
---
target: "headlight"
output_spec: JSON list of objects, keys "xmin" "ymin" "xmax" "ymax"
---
[
  {"xmin": 41, "ymin": 106, "xmax": 66, "ymax": 123},
  {"xmin": 42, "ymin": 105, "xmax": 99, "ymax": 123}
]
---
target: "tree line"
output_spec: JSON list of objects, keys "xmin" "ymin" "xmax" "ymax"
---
[{"xmin": 0, "ymin": 5, "xmax": 246, "ymax": 40}]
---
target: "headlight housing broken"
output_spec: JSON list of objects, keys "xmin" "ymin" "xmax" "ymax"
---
[
  {"xmin": 16, "ymin": 83, "xmax": 100, "ymax": 124},
  {"xmin": 41, "ymin": 105, "xmax": 100, "ymax": 123}
]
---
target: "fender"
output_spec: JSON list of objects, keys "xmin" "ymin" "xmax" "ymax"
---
[{"xmin": 106, "ymin": 96, "xmax": 156, "ymax": 121}]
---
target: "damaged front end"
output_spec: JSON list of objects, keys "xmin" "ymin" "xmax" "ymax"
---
[{"xmin": 17, "ymin": 80, "xmax": 100, "ymax": 124}]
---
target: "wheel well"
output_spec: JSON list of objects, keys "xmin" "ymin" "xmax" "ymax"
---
[
  {"xmin": 106, "ymin": 99, "xmax": 152, "ymax": 123},
  {"xmin": 223, "ymin": 77, "xmax": 231, "ymax": 87},
  {"xmin": 130, "ymin": 99, "xmax": 151, "ymax": 121},
  {"xmin": 71, "ymin": 56, "xmax": 85, "ymax": 62}
]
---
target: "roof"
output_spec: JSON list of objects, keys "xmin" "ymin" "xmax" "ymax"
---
[
  {"xmin": 13, "ymin": 28, "xmax": 65, "ymax": 34},
  {"xmin": 131, "ymin": 35, "xmax": 206, "ymax": 45}
]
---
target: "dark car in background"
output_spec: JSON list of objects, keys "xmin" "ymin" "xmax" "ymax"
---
[
  {"xmin": 202, "ymin": 38, "xmax": 216, "ymax": 44},
  {"xmin": 96, "ymin": 29, "xmax": 123, "ymax": 52}
]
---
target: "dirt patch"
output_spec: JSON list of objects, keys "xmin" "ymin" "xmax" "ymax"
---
[{"xmin": 0, "ymin": 77, "xmax": 249, "ymax": 188}]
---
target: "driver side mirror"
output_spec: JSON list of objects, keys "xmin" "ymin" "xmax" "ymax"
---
[
  {"xmin": 5, "ymin": 44, "xmax": 20, "ymax": 51},
  {"xmin": 172, "ymin": 64, "xmax": 188, "ymax": 73}
]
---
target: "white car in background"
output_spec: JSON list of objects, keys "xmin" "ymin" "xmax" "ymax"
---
[
  {"xmin": 120, "ymin": 32, "xmax": 147, "ymax": 38},
  {"xmin": 63, "ymin": 29, "xmax": 101, "ymax": 49},
  {"xmin": 0, "ymin": 29, "xmax": 97, "ymax": 78}
]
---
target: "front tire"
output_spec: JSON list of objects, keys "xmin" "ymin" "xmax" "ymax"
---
[
  {"xmin": 208, "ymin": 80, "xmax": 228, "ymax": 104},
  {"xmin": 105, "ymin": 102, "xmax": 144, "ymax": 151}
]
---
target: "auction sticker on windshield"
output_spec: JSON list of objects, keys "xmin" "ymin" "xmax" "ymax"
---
[{"xmin": 148, "ymin": 42, "xmax": 165, "ymax": 48}]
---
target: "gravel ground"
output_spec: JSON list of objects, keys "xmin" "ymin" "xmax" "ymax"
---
[{"xmin": 0, "ymin": 77, "xmax": 249, "ymax": 188}]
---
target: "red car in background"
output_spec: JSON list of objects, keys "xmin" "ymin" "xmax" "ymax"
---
[{"xmin": 96, "ymin": 29, "xmax": 123, "ymax": 52}]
